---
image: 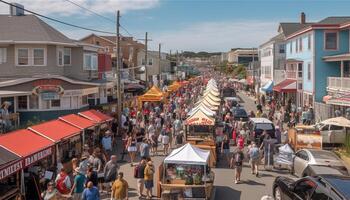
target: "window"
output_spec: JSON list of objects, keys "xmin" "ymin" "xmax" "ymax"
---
[
  {"xmin": 0, "ymin": 48, "xmax": 7, "ymax": 64},
  {"xmin": 329, "ymin": 125, "xmax": 344, "ymax": 131},
  {"xmin": 311, "ymin": 185, "xmax": 330, "ymax": 200},
  {"xmin": 148, "ymin": 58, "xmax": 153, "ymax": 65},
  {"xmin": 298, "ymin": 63, "xmax": 303, "ymax": 78},
  {"xmin": 325, "ymin": 32, "xmax": 338, "ymax": 50},
  {"xmin": 279, "ymin": 44, "xmax": 285, "ymax": 54},
  {"xmin": 96, "ymin": 41, "xmax": 100, "ymax": 45},
  {"xmin": 57, "ymin": 48, "xmax": 64, "ymax": 66},
  {"xmin": 17, "ymin": 48, "xmax": 29, "ymax": 65},
  {"xmin": 82, "ymin": 95, "xmax": 88, "ymax": 105},
  {"xmin": 307, "ymin": 63, "xmax": 311, "ymax": 80},
  {"xmin": 296, "ymin": 39, "xmax": 298, "ymax": 52},
  {"xmin": 63, "ymin": 48, "xmax": 71, "ymax": 65},
  {"xmin": 299, "ymin": 37, "xmax": 303, "ymax": 52},
  {"xmin": 296, "ymin": 150, "xmax": 309, "ymax": 161},
  {"xmin": 298, "ymin": 83, "xmax": 303, "ymax": 90},
  {"xmin": 84, "ymin": 53, "xmax": 98, "ymax": 70},
  {"xmin": 33, "ymin": 48, "xmax": 45, "ymax": 65},
  {"xmin": 51, "ymin": 99, "xmax": 60, "ymax": 108},
  {"xmin": 290, "ymin": 42, "xmax": 293, "ymax": 53},
  {"xmin": 29, "ymin": 95, "xmax": 39, "ymax": 109},
  {"xmin": 294, "ymin": 180, "xmax": 316, "ymax": 200},
  {"xmin": 141, "ymin": 58, "xmax": 146, "ymax": 65},
  {"xmin": 308, "ymin": 34, "xmax": 312, "ymax": 50},
  {"xmin": 18, "ymin": 96, "xmax": 27, "ymax": 109},
  {"xmin": 105, "ymin": 47, "xmax": 109, "ymax": 52}
]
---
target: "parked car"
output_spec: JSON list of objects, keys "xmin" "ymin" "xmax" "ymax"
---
[
  {"xmin": 224, "ymin": 97, "xmax": 240, "ymax": 107},
  {"xmin": 222, "ymin": 87, "xmax": 236, "ymax": 98},
  {"xmin": 273, "ymin": 175, "xmax": 350, "ymax": 200},
  {"xmin": 247, "ymin": 118, "xmax": 275, "ymax": 144},
  {"xmin": 315, "ymin": 123, "xmax": 347, "ymax": 146},
  {"xmin": 232, "ymin": 107, "xmax": 249, "ymax": 121},
  {"xmin": 292, "ymin": 149, "xmax": 348, "ymax": 177}
]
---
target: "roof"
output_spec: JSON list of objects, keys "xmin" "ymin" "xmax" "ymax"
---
[
  {"xmin": 273, "ymin": 79, "xmax": 296, "ymax": 93},
  {"xmin": 29, "ymin": 120, "xmax": 81, "ymax": 142},
  {"xmin": 0, "ymin": 129, "xmax": 53, "ymax": 157},
  {"xmin": 250, "ymin": 118, "xmax": 273, "ymax": 124},
  {"xmin": 78, "ymin": 109, "xmax": 113, "ymax": 123},
  {"xmin": 260, "ymin": 33, "xmax": 285, "ymax": 47},
  {"xmin": 0, "ymin": 15, "xmax": 74, "ymax": 45},
  {"xmin": 323, "ymin": 53, "xmax": 350, "ymax": 62},
  {"xmin": 318, "ymin": 16, "xmax": 350, "ymax": 24},
  {"xmin": 164, "ymin": 143, "xmax": 210, "ymax": 165},
  {"xmin": 279, "ymin": 22, "xmax": 314, "ymax": 37},
  {"xmin": 0, "ymin": 146, "xmax": 20, "ymax": 166},
  {"xmin": 186, "ymin": 109, "xmax": 215, "ymax": 126},
  {"xmin": 59, "ymin": 114, "xmax": 97, "ymax": 129},
  {"xmin": 0, "ymin": 90, "xmax": 31, "ymax": 97}
]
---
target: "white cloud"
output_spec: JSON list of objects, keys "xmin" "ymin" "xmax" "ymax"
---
[
  {"xmin": 151, "ymin": 20, "xmax": 279, "ymax": 52},
  {"xmin": 0, "ymin": 0, "xmax": 159, "ymax": 16}
]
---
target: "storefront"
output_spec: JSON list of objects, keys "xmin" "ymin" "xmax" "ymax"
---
[
  {"xmin": 0, "ymin": 147, "xmax": 22, "ymax": 200},
  {"xmin": 273, "ymin": 79, "xmax": 297, "ymax": 106},
  {"xmin": 0, "ymin": 129, "xmax": 55, "ymax": 199},
  {"xmin": 29, "ymin": 120, "xmax": 82, "ymax": 172}
]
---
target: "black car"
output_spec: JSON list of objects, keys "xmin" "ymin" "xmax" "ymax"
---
[
  {"xmin": 273, "ymin": 175, "xmax": 350, "ymax": 200},
  {"xmin": 232, "ymin": 108, "xmax": 249, "ymax": 121}
]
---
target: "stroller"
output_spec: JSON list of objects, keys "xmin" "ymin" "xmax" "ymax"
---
[{"xmin": 274, "ymin": 143, "xmax": 294, "ymax": 172}]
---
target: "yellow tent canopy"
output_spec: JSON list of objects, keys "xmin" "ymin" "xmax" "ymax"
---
[
  {"xmin": 167, "ymin": 81, "xmax": 181, "ymax": 92},
  {"xmin": 138, "ymin": 85, "xmax": 164, "ymax": 102}
]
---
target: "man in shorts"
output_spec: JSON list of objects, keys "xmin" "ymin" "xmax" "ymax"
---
[
  {"xmin": 248, "ymin": 142, "xmax": 260, "ymax": 176},
  {"xmin": 231, "ymin": 148, "xmax": 244, "ymax": 184}
]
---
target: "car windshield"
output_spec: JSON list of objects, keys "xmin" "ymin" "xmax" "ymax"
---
[
  {"xmin": 310, "ymin": 151, "xmax": 339, "ymax": 160},
  {"xmin": 234, "ymin": 109, "xmax": 247, "ymax": 116},
  {"xmin": 256, "ymin": 123, "xmax": 273, "ymax": 131}
]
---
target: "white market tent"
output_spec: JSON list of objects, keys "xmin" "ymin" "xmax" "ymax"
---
[
  {"xmin": 203, "ymin": 91, "xmax": 221, "ymax": 101},
  {"xmin": 204, "ymin": 88, "xmax": 220, "ymax": 96},
  {"xmin": 164, "ymin": 143, "xmax": 210, "ymax": 165},
  {"xmin": 186, "ymin": 108, "xmax": 215, "ymax": 126},
  {"xmin": 187, "ymin": 104, "xmax": 216, "ymax": 117},
  {"xmin": 195, "ymin": 99, "xmax": 219, "ymax": 111},
  {"xmin": 203, "ymin": 95, "xmax": 220, "ymax": 106},
  {"xmin": 206, "ymin": 84, "xmax": 218, "ymax": 91}
]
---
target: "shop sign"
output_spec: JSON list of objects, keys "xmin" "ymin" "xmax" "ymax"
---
[
  {"xmin": 24, "ymin": 148, "xmax": 52, "ymax": 167},
  {"xmin": 186, "ymin": 117, "xmax": 214, "ymax": 126},
  {"xmin": 41, "ymin": 92, "xmax": 60, "ymax": 100},
  {"xmin": 0, "ymin": 160, "xmax": 23, "ymax": 180},
  {"xmin": 33, "ymin": 85, "xmax": 64, "ymax": 96}
]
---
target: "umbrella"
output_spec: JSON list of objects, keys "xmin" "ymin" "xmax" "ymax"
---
[{"xmin": 320, "ymin": 117, "xmax": 350, "ymax": 128}]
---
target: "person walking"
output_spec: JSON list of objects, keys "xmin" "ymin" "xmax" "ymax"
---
[
  {"xmin": 248, "ymin": 142, "xmax": 260, "ymax": 176},
  {"xmin": 140, "ymin": 138, "xmax": 150, "ymax": 159},
  {"xmin": 231, "ymin": 148, "xmax": 244, "ymax": 184},
  {"xmin": 221, "ymin": 134, "xmax": 231, "ymax": 164},
  {"xmin": 82, "ymin": 181, "xmax": 100, "ymax": 200},
  {"xmin": 55, "ymin": 168, "xmax": 71, "ymax": 195},
  {"xmin": 161, "ymin": 132, "xmax": 170, "ymax": 155},
  {"xmin": 111, "ymin": 172, "xmax": 129, "ymax": 200},
  {"xmin": 135, "ymin": 158, "xmax": 146, "ymax": 198},
  {"xmin": 104, "ymin": 155, "xmax": 119, "ymax": 193},
  {"xmin": 71, "ymin": 167, "xmax": 86, "ymax": 200},
  {"xmin": 102, "ymin": 130, "xmax": 113, "ymax": 158},
  {"xmin": 126, "ymin": 133, "xmax": 137, "ymax": 165},
  {"xmin": 144, "ymin": 161, "xmax": 155, "ymax": 199},
  {"xmin": 86, "ymin": 166, "xmax": 98, "ymax": 187}
]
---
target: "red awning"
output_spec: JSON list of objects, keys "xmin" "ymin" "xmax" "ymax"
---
[
  {"xmin": 78, "ymin": 109, "xmax": 113, "ymax": 123},
  {"xmin": 59, "ymin": 114, "xmax": 97, "ymax": 130},
  {"xmin": 273, "ymin": 79, "xmax": 297, "ymax": 93},
  {"xmin": 29, "ymin": 120, "xmax": 81, "ymax": 142},
  {"xmin": 326, "ymin": 95, "xmax": 350, "ymax": 106},
  {"xmin": 0, "ymin": 129, "xmax": 54, "ymax": 168}
]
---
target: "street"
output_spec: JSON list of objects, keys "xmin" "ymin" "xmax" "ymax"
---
[{"xmin": 112, "ymin": 91, "xmax": 294, "ymax": 200}]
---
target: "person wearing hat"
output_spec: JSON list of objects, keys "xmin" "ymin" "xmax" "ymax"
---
[
  {"xmin": 79, "ymin": 153, "xmax": 90, "ymax": 175},
  {"xmin": 102, "ymin": 130, "xmax": 113, "ymax": 158},
  {"xmin": 144, "ymin": 161, "xmax": 155, "ymax": 199},
  {"xmin": 71, "ymin": 167, "xmax": 86, "ymax": 200}
]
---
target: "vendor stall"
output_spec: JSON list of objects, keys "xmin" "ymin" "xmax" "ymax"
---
[
  {"xmin": 0, "ymin": 129, "xmax": 55, "ymax": 199},
  {"xmin": 29, "ymin": 120, "xmax": 82, "ymax": 173},
  {"xmin": 159, "ymin": 143, "xmax": 215, "ymax": 200},
  {"xmin": 0, "ymin": 147, "xmax": 21, "ymax": 200},
  {"xmin": 137, "ymin": 86, "xmax": 165, "ymax": 109},
  {"xmin": 167, "ymin": 81, "xmax": 181, "ymax": 93}
]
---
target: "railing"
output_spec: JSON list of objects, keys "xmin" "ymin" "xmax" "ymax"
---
[{"xmin": 328, "ymin": 77, "xmax": 350, "ymax": 91}]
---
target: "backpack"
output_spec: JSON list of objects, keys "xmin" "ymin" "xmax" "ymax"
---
[
  {"xmin": 56, "ymin": 174, "xmax": 70, "ymax": 194},
  {"xmin": 134, "ymin": 165, "xmax": 140, "ymax": 178},
  {"xmin": 250, "ymin": 148, "xmax": 259, "ymax": 160}
]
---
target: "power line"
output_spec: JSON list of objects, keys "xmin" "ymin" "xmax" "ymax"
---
[
  {"xmin": 0, "ymin": 0, "xmax": 116, "ymax": 35},
  {"xmin": 63, "ymin": 0, "xmax": 116, "ymax": 24},
  {"xmin": 120, "ymin": 25, "xmax": 134, "ymax": 37}
]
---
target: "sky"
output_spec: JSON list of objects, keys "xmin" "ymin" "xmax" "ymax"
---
[{"xmin": 1, "ymin": 0, "xmax": 350, "ymax": 52}]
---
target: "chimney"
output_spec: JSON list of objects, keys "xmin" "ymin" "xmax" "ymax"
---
[
  {"xmin": 300, "ymin": 12, "xmax": 306, "ymax": 24},
  {"xmin": 10, "ymin": 3, "xmax": 24, "ymax": 16}
]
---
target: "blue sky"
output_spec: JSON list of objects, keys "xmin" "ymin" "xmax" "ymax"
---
[{"xmin": 1, "ymin": 0, "xmax": 350, "ymax": 52}]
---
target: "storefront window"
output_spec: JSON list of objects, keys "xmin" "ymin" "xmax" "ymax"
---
[
  {"xmin": 29, "ymin": 95, "xmax": 39, "ymax": 109},
  {"xmin": 51, "ymin": 99, "xmax": 61, "ymax": 108},
  {"xmin": 64, "ymin": 48, "xmax": 71, "ymax": 65},
  {"xmin": 33, "ymin": 48, "xmax": 45, "ymax": 66},
  {"xmin": 42, "ymin": 100, "xmax": 50, "ymax": 109},
  {"xmin": 17, "ymin": 48, "xmax": 29, "ymax": 66},
  {"xmin": 82, "ymin": 95, "xmax": 88, "ymax": 105},
  {"xmin": 18, "ymin": 96, "xmax": 28, "ymax": 110}
]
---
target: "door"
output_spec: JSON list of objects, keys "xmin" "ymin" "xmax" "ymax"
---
[{"xmin": 294, "ymin": 150, "xmax": 310, "ymax": 177}]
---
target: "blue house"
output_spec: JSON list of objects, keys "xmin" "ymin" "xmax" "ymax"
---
[{"xmin": 285, "ymin": 16, "xmax": 350, "ymax": 120}]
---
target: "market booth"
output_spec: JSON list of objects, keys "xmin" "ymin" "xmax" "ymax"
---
[
  {"xmin": 137, "ymin": 85, "xmax": 165, "ymax": 109},
  {"xmin": 167, "ymin": 81, "xmax": 181, "ymax": 93},
  {"xmin": 29, "ymin": 120, "xmax": 82, "ymax": 173},
  {"xmin": 0, "ymin": 129, "xmax": 55, "ymax": 199},
  {"xmin": 0, "ymin": 147, "xmax": 21, "ymax": 200},
  {"xmin": 59, "ymin": 114, "xmax": 98, "ymax": 148},
  {"xmin": 158, "ymin": 143, "xmax": 215, "ymax": 200}
]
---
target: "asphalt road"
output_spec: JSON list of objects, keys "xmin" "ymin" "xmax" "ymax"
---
[{"xmin": 102, "ymin": 91, "xmax": 294, "ymax": 200}]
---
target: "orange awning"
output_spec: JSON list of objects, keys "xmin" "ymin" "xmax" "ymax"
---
[
  {"xmin": 78, "ymin": 109, "xmax": 113, "ymax": 123},
  {"xmin": 29, "ymin": 120, "xmax": 81, "ymax": 142},
  {"xmin": 138, "ymin": 85, "xmax": 164, "ymax": 102},
  {"xmin": 59, "ymin": 114, "xmax": 97, "ymax": 129}
]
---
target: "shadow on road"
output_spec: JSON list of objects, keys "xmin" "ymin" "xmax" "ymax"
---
[
  {"xmin": 241, "ymin": 179, "xmax": 266, "ymax": 186},
  {"xmin": 215, "ymin": 186, "xmax": 241, "ymax": 199}
]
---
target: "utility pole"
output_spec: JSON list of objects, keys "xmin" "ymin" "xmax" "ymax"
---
[
  {"xmin": 158, "ymin": 43, "xmax": 161, "ymax": 86},
  {"xmin": 144, "ymin": 32, "xmax": 148, "ymax": 87},
  {"xmin": 116, "ymin": 10, "xmax": 122, "ymax": 135}
]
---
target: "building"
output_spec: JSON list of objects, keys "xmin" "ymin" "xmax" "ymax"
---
[
  {"xmin": 80, "ymin": 34, "xmax": 145, "ymax": 79},
  {"xmin": 0, "ymin": 9, "xmax": 113, "ymax": 126},
  {"xmin": 221, "ymin": 52, "xmax": 228, "ymax": 62},
  {"xmin": 227, "ymin": 48, "xmax": 258, "ymax": 66},
  {"xmin": 136, "ymin": 50, "xmax": 171, "ymax": 86},
  {"xmin": 285, "ymin": 15, "xmax": 350, "ymax": 120}
]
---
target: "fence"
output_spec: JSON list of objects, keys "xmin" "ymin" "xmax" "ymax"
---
[{"xmin": 314, "ymin": 102, "xmax": 332, "ymax": 123}]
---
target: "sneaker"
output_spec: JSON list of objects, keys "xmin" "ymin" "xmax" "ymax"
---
[
  {"xmin": 256, "ymin": 172, "xmax": 259, "ymax": 177},
  {"xmin": 235, "ymin": 180, "xmax": 238, "ymax": 184}
]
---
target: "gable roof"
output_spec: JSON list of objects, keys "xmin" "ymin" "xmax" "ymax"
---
[
  {"xmin": 0, "ymin": 15, "xmax": 74, "ymax": 45},
  {"xmin": 278, "ymin": 22, "xmax": 314, "ymax": 37},
  {"xmin": 318, "ymin": 16, "xmax": 350, "ymax": 24}
]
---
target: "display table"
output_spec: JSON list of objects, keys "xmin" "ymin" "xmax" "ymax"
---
[{"xmin": 160, "ymin": 182, "xmax": 214, "ymax": 200}]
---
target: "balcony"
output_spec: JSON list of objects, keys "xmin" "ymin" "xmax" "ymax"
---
[{"xmin": 327, "ymin": 77, "xmax": 350, "ymax": 92}]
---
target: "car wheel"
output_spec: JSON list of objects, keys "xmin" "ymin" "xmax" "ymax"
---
[{"xmin": 274, "ymin": 186, "xmax": 282, "ymax": 200}]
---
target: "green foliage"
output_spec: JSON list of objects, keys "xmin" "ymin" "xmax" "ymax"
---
[{"xmin": 182, "ymin": 51, "xmax": 221, "ymax": 58}]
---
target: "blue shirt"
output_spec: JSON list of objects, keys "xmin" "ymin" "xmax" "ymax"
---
[
  {"xmin": 74, "ymin": 174, "xmax": 86, "ymax": 193},
  {"xmin": 82, "ymin": 187, "xmax": 100, "ymax": 200}
]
